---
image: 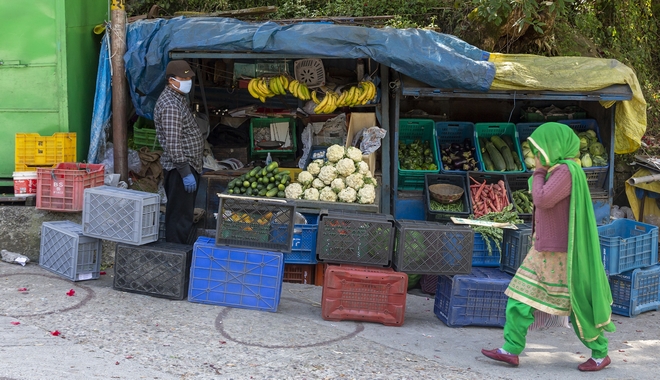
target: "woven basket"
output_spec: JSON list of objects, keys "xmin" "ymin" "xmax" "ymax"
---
[{"xmin": 428, "ymin": 183, "xmax": 464, "ymax": 204}]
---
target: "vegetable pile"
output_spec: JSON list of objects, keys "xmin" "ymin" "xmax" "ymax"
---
[
  {"xmin": 398, "ymin": 140, "xmax": 438, "ymax": 171},
  {"xmin": 284, "ymin": 144, "xmax": 377, "ymax": 204},
  {"xmin": 429, "ymin": 199, "xmax": 464, "ymax": 212},
  {"xmin": 522, "ymin": 128, "xmax": 607, "ymax": 170},
  {"xmin": 479, "ymin": 136, "xmax": 523, "ymax": 172},
  {"xmin": 227, "ymin": 162, "xmax": 289, "ymax": 198},
  {"xmin": 440, "ymin": 138, "xmax": 479, "ymax": 171},
  {"xmin": 470, "ymin": 205, "xmax": 523, "ymax": 255},
  {"xmin": 512, "ymin": 189, "xmax": 534, "ymax": 214},
  {"xmin": 469, "ymin": 176, "xmax": 510, "ymax": 218}
]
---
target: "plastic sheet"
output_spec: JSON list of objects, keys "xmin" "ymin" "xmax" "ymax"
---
[
  {"xmin": 88, "ymin": 33, "xmax": 112, "ymax": 164},
  {"xmin": 489, "ymin": 53, "xmax": 646, "ymax": 154},
  {"xmin": 124, "ymin": 17, "xmax": 494, "ymax": 118}
]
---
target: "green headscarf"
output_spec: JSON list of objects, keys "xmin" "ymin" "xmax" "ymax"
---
[{"xmin": 527, "ymin": 122, "xmax": 615, "ymax": 342}]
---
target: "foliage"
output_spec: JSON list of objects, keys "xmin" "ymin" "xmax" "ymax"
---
[{"xmin": 469, "ymin": 0, "xmax": 574, "ymax": 34}]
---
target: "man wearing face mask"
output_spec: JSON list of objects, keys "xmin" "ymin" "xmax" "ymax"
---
[{"xmin": 154, "ymin": 60, "xmax": 204, "ymax": 244}]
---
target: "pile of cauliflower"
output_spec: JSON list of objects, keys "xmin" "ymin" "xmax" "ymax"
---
[{"xmin": 284, "ymin": 144, "xmax": 377, "ymax": 204}]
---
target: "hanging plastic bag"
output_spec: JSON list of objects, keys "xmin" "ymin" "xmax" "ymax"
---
[{"xmin": 352, "ymin": 126, "xmax": 387, "ymax": 155}]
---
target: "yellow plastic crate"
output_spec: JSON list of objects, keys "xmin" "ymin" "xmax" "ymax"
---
[{"xmin": 15, "ymin": 133, "xmax": 77, "ymax": 171}]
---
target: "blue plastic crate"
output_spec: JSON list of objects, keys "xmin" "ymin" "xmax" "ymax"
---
[
  {"xmin": 394, "ymin": 195, "xmax": 426, "ymax": 221},
  {"xmin": 283, "ymin": 214, "xmax": 319, "ymax": 265},
  {"xmin": 188, "ymin": 236, "xmax": 284, "ymax": 313},
  {"xmin": 435, "ymin": 122, "xmax": 481, "ymax": 173},
  {"xmin": 598, "ymin": 219, "xmax": 659, "ymax": 276},
  {"xmin": 434, "ymin": 267, "xmax": 512, "ymax": 327},
  {"xmin": 500, "ymin": 225, "xmax": 533, "ymax": 276},
  {"xmin": 472, "ymin": 232, "xmax": 501, "ymax": 267},
  {"xmin": 610, "ymin": 265, "xmax": 660, "ymax": 317}
]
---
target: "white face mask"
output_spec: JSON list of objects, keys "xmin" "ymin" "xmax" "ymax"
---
[{"xmin": 172, "ymin": 77, "xmax": 192, "ymax": 94}]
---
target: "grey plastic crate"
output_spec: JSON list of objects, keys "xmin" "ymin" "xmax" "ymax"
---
[
  {"xmin": 316, "ymin": 211, "xmax": 395, "ymax": 266},
  {"xmin": 113, "ymin": 242, "xmax": 193, "ymax": 300},
  {"xmin": 82, "ymin": 186, "xmax": 160, "ymax": 245},
  {"xmin": 39, "ymin": 221, "xmax": 102, "ymax": 281},
  {"xmin": 216, "ymin": 194, "xmax": 295, "ymax": 252},
  {"xmin": 393, "ymin": 220, "xmax": 473, "ymax": 275}
]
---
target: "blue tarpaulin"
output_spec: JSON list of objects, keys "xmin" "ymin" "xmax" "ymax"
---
[
  {"xmin": 123, "ymin": 17, "xmax": 495, "ymax": 119},
  {"xmin": 88, "ymin": 33, "xmax": 111, "ymax": 164}
]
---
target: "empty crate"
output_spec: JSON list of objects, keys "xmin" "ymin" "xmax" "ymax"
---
[
  {"xmin": 322, "ymin": 265, "xmax": 408, "ymax": 326},
  {"xmin": 188, "ymin": 236, "xmax": 284, "ymax": 313},
  {"xmin": 216, "ymin": 195, "xmax": 295, "ymax": 252},
  {"xmin": 39, "ymin": 221, "xmax": 102, "ymax": 281},
  {"xmin": 82, "ymin": 186, "xmax": 160, "ymax": 245},
  {"xmin": 610, "ymin": 265, "xmax": 660, "ymax": 317},
  {"xmin": 281, "ymin": 214, "xmax": 319, "ymax": 265},
  {"xmin": 37, "ymin": 163, "xmax": 105, "ymax": 212},
  {"xmin": 434, "ymin": 267, "xmax": 512, "ymax": 327},
  {"xmin": 598, "ymin": 219, "xmax": 658, "ymax": 276},
  {"xmin": 316, "ymin": 211, "xmax": 395, "ymax": 266},
  {"xmin": 113, "ymin": 242, "xmax": 193, "ymax": 300},
  {"xmin": 500, "ymin": 225, "xmax": 533, "ymax": 276},
  {"xmin": 393, "ymin": 220, "xmax": 473, "ymax": 275}
]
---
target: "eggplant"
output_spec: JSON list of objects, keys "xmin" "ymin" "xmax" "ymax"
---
[
  {"xmin": 450, "ymin": 142, "xmax": 462, "ymax": 152},
  {"xmin": 452, "ymin": 159, "xmax": 468, "ymax": 169}
]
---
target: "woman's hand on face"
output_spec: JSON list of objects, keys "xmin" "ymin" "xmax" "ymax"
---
[{"xmin": 535, "ymin": 155, "xmax": 547, "ymax": 170}]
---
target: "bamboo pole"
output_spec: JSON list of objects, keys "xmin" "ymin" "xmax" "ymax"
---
[{"xmin": 111, "ymin": 0, "xmax": 128, "ymax": 182}]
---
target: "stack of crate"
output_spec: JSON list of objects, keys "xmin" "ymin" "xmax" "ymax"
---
[
  {"xmin": 316, "ymin": 211, "xmax": 406, "ymax": 326},
  {"xmin": 599, "ymin": 219, "xmax": 660, "ymax": 317},
  {"xmin": 187, "ymin": 195, "xmax": 296, "ymax": 313}
]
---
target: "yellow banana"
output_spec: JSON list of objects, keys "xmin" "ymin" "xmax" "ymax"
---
[
  {"xmin": 248, "ymin": 79, "xmax": 260, "ymax": 99},
  {"xmin": 336, "ymin": 90, "xmax": 348, "ymax": 107},
  {"xmin": 357, "ymin": 83, "xmax": 369, "ymax": 104},
  {"xmin": 257, "ymin": 78, "xmax": 269, "ymax": 96},
  {"xmin": 344, "ymin": 87, "xmax": 355, "ymax": 106},
  {"xmin": 314, "ymin": 93, "xmax": 331, "ymax": 114},
  {"xmin": 299, "ymin": 83, "xmax": 310, "ymax": 100},
  {"xmin": 259, "ymin": 96, "xmax": 266, "ymax": 103},
  {"xmin": 288, "ymin": 79, "xmax": 297, "ymax": 94},
  {"xmin": 269, "ymin": 77, "xmax": 279, "ymax": 95},
  {"xmin": 293, "ymin": 81, "xmax": 301, "ymax": 98},
  {"xmin": 275, "ymin": 76, "xmax": 285, "ymax": 95},
  {"xmin": 368, "ymin": 81, "xmax": 377, "ymax": 101},
  {"xmin": 280, "ymin": 75, "xmax": 289, "ymax": 91},
  {"xmin": 311, "ymin": 90, "xmax": 320, "ymax": 104}
]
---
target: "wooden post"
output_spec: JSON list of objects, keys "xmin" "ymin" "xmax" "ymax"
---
[{"xmin": 111, "ymin": 0, "xmax": 128, "ymax": 182}]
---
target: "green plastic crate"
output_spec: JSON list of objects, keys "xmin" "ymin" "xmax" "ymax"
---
[
  {"xmin": 397, "ymin": 119, "xmax": 440, "ymax": 190},
  {"xmin": 249, "ymin": 117, "xmax": 297, "ymax": 158},
  {"xmin": 474, "ymin": 123, "xmax": 526, "ymax": 173},
  {"xmin": 133, "ymin": 118, "xmax": 162, "ymax": 151}
]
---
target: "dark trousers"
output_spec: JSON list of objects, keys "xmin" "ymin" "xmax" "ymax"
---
[{"xmin": 164, "ymin": 169, "xmax": 199, "ymax": 244}]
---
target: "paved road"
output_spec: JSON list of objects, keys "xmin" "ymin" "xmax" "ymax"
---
[{"xmin": 0, "ymin": 262, "xmax": 657, "ymax": 379}]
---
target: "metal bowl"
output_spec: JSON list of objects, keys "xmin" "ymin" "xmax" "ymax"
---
[{"xmin": 428, "ymin": 183, "xmax": 464, "ymax": 204}]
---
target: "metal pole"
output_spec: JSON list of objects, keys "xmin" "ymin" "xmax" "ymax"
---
[{"xmin": 111, "ymin": 0, "xmax": 128, "ymax": 182}]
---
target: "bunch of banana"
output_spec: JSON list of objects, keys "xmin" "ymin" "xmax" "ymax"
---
[
  {"xmin": 313, "ymin": 91, "xmax": 340, "ymax": 114},
  {"xmin": 288, "ymin": 79, "xmax": 311, "ymax": 101},
  {"xmin": 268, "ymin": 75, "xmax": 289, "ymax": 96},
  {"xmin": 248, "ymin": 77, "xmax": 273, "ymax": 102},
  {"xmin": 332, "ymin": 81, "xmax": 379, "ymax": 108}
]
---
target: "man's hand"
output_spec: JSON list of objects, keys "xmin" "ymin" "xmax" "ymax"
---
[{"xmin": 182, "ymin": 174, "xmax": 197, "ymax": 193}]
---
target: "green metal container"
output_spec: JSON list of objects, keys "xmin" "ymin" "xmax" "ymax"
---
[{"xmin": 0, "ymin": 0, "xmax": 107, "ymax": 183}]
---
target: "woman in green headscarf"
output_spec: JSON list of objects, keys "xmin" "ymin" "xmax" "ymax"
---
[{"xmin": 481, "ymin": 122, "xmax": 615, "ymax": 371}]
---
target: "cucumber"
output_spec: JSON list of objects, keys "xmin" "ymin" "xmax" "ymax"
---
[
  {"xmin": 261, "ymin": 168, "xmax": 268, "ymax": 177},
  {"xmin": 277, "ymin": 191, "xmax": 285, "ymax": 198},
  {"xmin": 259, "ymin": 189, "xmax": 267, "ymax": 196},
  {"xmin": 269, "ymin": 177, "xmax": 275, "ymax": 183},
  {"xmin": 490, "ymin": 136, "xmax": 516, "ymax": 171},
  {"xmin": 228, "ymin": 189, "xmax": 234, "ymax": 194},
  {"xmin": 273, "ymin": 168, "xmax": 280, "ymax": 174},
  {"xmin": 228, "ymin": 179, "xmax": 236, "ymax": 189},
  {"xmin": 257, "ymin": 184, "xmax": 265, "ymax": 190},
  {"xmin": 243, "ymin": 180, "xmax": 250, "ymax": 188},
  {"xmin": 251, "ymin": 182, "xmax": 258, "ymax": 189},
  {"xmin": 482, "ymin": 151, "xmax": 494, "ymax": 171},
  {"xmin": 278, "ymin": 184, "xmax": 285, "ymax": 191},
  {"xmin": 266, "ymin": 188, "xmax": 278, "ymax": 197},
  {"xmin": 485, "ymin": 142, "xmax": 506, "ymax": 171},
  {"xmin": 240, "ymin": 187, "xmax": 247, "ymax": 193},
  {"xmin": 267, "ymin": 183, "xmax": 275, "ymax": 191},
  {"xmin": 249, "ymin": 166, "xmax": 262, "ymax": 177},
  {"xmin": 246, "ymin": 188, "xmax": 253, "ymax": 196},
  {"xmin": 266, "ymin": 162, "xmax": 278, "ymax": 172}
]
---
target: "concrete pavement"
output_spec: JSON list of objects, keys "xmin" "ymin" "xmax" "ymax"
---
[{"xmin": 1, "ymin": 261, "xmax": 658, "ymax": 380}]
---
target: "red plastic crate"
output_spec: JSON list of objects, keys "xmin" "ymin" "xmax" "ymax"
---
[
  {"xmin": 321, "ymin": 265, "xmax": 408, "ymax": 326},
  {"xmin": 283, "ymin": 264, "xmax": 315, "ymax": 284},
  {"xmin": 37, "ymin": 163, "xmax": 105, "ymax": 212}
]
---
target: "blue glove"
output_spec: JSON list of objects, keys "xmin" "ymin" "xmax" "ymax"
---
[{"xmin": 182, "ymin": 174, "xmax": 197, "ymax": 193}]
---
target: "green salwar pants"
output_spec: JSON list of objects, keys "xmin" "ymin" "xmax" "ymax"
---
[{"xmin": 502, "ymin": 298, "xmax": 608, "ymax": 358}]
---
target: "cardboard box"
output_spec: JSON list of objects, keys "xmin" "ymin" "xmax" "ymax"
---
[{"xmin": 346, "ymin": 113, "xmax": 378, "ymax": 175}]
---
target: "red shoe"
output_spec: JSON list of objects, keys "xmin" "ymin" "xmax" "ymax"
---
[
  {"xmin": 481, "ymin": 348, "xmax": 519, "ymax": 366},
  {"xmin": 578, "ymin": 356, "xmax": 611, "ymax": 371}
]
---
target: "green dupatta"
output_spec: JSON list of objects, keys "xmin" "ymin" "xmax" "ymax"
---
[{"xmin": 527, "ymin": 122, "xmax": 615, "ymax": 342}]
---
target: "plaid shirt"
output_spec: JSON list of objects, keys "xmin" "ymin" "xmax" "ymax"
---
[{"xmin": 154, "ymin": 85, "xmax": 204, "ymax": 175}]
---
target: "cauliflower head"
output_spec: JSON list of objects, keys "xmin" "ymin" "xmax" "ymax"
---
[
  {"xmin": 306, "ymin": 162, "xmax": 321, "ymax": 176},
  {"xmin": 335, "ymin": 158, "xmax": 356, "ymax": 177},
  {"xmin": 338, "ymin": 187, "xmax": 357, "ymax": 203},
  {"xmin": 319, "ymin": 187, "xmax": 337, "ymax": 202},
  {"xmin": 284, "ymin": 183, "xmax": 303, "ymax": 199},
  {"xmin": 312, "ymin": 178, "xmax": 325, "ymax": 189},
  {"xmin": 346, "ymin": 146, "xmax": 363, "ymax": 163},
  {"xmin": 303, "ymin": 187, "xmax": 320, "ymax": 201},
  {"xmin": 318, "ymin": 165, "xmax": 338, "ymax": 185},
  {"xmin": 358, "ymin": 184, "xmax": 376, "ymax": 204},
  {"xmin": 364, "ymin": 174, "xmax": 377, "ymax": 187},
  {"xmin": 345, "ymin": 173, "xmax": 364, "ymax": 190},
  {"xmin": 297, "ymin": 171, "xmax": 314, "ymax": 186},
  {"xmin": 356, "ymin": 161, "xmax": 370, "ymax": 175},
  {"xmin": 326, "ymin": 144, "xmax": 345, "ymax": 163},
  {"xmin": 331, "ymin": 178, "xmax": 346, "ymax": 193}
]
